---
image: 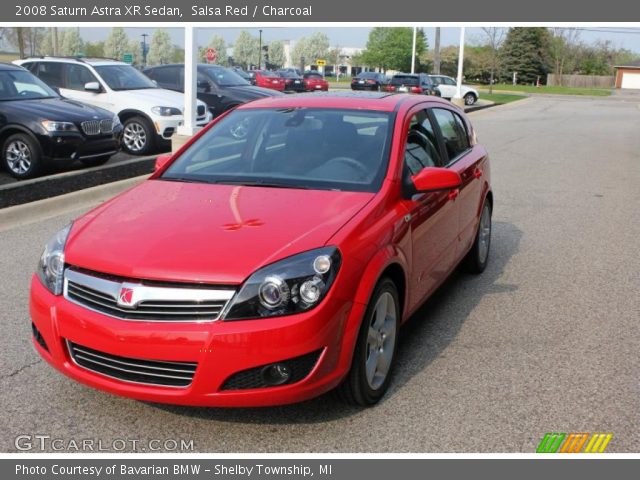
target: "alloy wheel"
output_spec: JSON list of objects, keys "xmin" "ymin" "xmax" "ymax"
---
[
  {"xmin": 478, "ymin": 203, "xmax": 492, "ymax": 264},
  {"xmin": 123, "ymin": 122, "xmax": 147, "ymax": 152},
  {"xmin": 5, "ymin": 140, "xmax": 32, "ymax": 175},
  {"xmin": 365, "ymin": 291, "xmax": 397, "ymax": 390}
]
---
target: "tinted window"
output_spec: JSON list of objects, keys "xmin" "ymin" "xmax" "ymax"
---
[
  {"xmin": 65, "ymin": 64, "xmax": 99, "ymax": 90},
  {"xmin": 149, "ymin": 66, "xmax": 179, "ymax": 86},
  {"xmin": 391, "ymin": 75, "xmax": 419, "ymax": 86},
  {"xmin": 404, "ymin": 111, "xmax": 442, "ymax": 175},
  {"xmin": 304, "ymin": 73, "xmax": 323, "ymax": 80},
  {"xmin": 358, "ymin": 72, "xmax": 380, "ymax": 80},
  {"xmin": 0, "ymin": 70, "xmax": 58, "ymax": 101},
  {"xmin": 432, "ymin": 108, "xmax": 470, "ymax": 161},
  {"xmin": 202, "ymin": 66, "xmax": 249, "ymax": 86},
  {"xmin": 444, "ymin": 77, "xmax": 457, "ymax": 86},
  {"xmin": 94, "ymin": 65, "xmax": 156, "ymax": 90},
  {"xmin": 33, "ymin": 62, "xmax": 64, "ymax": 88},
  {"xmin": 161, "ymin": 108, "xmax": 392, "ymax": 192}
]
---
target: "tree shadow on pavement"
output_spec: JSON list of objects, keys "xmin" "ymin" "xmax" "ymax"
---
[{"xmin": 148, "ymin": 221, "xmax": 522, "ymax": 425}]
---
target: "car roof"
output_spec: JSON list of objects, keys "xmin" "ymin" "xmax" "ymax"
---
[
  {"xmin": 237, "ymin": 91, "xmax": 452, "ymax": 112},
  {"xmin": 0, "ymin": 62, "xmax": 26, "ymax": 72},
  {"xmin": 17, "ymin": 57, "xmax": 128, "ymax": 67}
]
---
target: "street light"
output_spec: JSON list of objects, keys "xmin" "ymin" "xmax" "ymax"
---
[
  {"xmin": 258, "ymin": 29, "xmax": 263, "ymax": 70},
  {"xmin": 141, "ymin": 33, "xmax": 149, "ymax": 67}
]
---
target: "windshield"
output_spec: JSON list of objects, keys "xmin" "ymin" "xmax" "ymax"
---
[
  {"xmin": 258, "ymin": 70, "xmax": 278, "ymax": 78},
  {"xmin": 94, "ymin": 65, "xmax": 157, "ymax": 91},
  {"xmin": 0, "ymin": 70, "xmax": 58, "ymax": 101},
  {"xmin": 391, "ymin": 75, "xmax": 419, "ymax": 86},
  {"xmin": 161, "ymin": 108, "xmax": 393, "ymax": 192},
  {"xmin": 203, "ymin": 66, "xmax": 250, "ymax": 87}
]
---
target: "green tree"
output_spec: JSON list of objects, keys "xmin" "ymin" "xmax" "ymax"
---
[
  {"xmin": 84, "ymin": 41, "xmax": 105, "ymax": 58},
  {"xmin": 60, "ymin": 29, "xmax": 84, "ymax": 56},
  {"xmin": 233, "ymin": 31, "xmax": 259, "ymax": 69},
  {"xmin": 291, "ymin": 37, "xmax": 309, "ymax": 67},
  {"xmin": 128, "ymin": 39, "xmax": 142, "ymax": 65},
  {"xmin": 171, "ymin": 45, "xmax": 185, "ymax": 64},
  {"xmin": 103, "ymin": 27, "xmax": 130, "ymax": 61},
  {"xmin": 268, "ymin": 40, "xmax": 285, "ymax": 69},
  {"xmin": 360, "ymin": 27, "xmax": 427, "ymax": 72},
  {"xmin": 200, "ymin": 34, "xmax": 227, "ymax": 65},
  {"xmin": 500, "ymin": 27, "xmax": 551, "ymax": 84},
  {"xmin": 147, "ymin": 29, "xmax": 173, "ymax": 65}
]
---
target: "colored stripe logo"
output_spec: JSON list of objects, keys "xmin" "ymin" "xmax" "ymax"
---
[{"xmin": 537, "ymin": 433, "xmax": 613, "ymax": 453}]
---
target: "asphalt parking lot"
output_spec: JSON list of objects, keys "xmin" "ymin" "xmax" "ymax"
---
[{"xmin": 1, "ymin": 94, "xmax": 638, "ymax": 453}]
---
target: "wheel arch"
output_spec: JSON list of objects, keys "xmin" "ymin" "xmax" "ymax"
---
[{"xmin": 117, "ymin": 109, "xmax": 153, "ymax": 125}]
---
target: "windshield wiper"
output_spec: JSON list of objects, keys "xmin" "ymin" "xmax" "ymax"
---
[
  {"xmin": 161, "ymin": 176, "xmax": 203, "ymax": 184},
  {"xmin": 213, "ymin": 179, "xmax": 310, "ymax": 189}
]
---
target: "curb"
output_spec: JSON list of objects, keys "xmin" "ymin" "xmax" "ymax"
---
[
  {"xmin": 0, "ymin": 174, "xmax": 148, "ymax": 232},
  {"xmin": 0, "ymin": 154, "xmax": 157, "ymax": 209}
]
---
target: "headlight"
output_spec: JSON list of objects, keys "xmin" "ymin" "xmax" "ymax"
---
[
  {"xmin": 36, "ymin": 224, "xmax": 72, "ymax": 295},
  {"xmin": 151, "ymin": 106, "xmax": 182, "ymax": 116},
  {"xmin": 41, "ymin": 120, "xmax": 78, "ymax": 133},
  {"xmin": 223, "ymin": 247, "xmax": 341, "ymax": 321},
  {"xmin": 112, "ymin": 114, "xmax": 121, "ymax": 127}
]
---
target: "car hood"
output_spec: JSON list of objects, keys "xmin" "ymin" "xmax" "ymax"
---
[
  {"xmin": 66, "ymin": 179, "xmax": 374, "ymax": 285},
  {"xmin": 1, "ymin": 97, "xmax": 112, "ymax": 121},
  {"xmin": 222, "ymin": 85, "xmax": 284, "ymax": 100},
  {"xmin": 113, "ymin": 88, "xmax": 207, "ymax": 109}
]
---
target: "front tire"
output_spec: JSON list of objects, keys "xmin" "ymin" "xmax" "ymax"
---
[
  {"xmin": 464, "ymin": 93, "xmax": 477, "ymax": 105},
  {"xmin": 336, "ymin": 278, "xmax": 400, "ymax": 406},
  {"xmin": 122, "ymin": 116, "xmax": 155, "ymax": 155},
  {"xmin": 2, "ymin": 133, "xmax": 42, "ymax": 179},
  {"xmin": 464, "ymin": 199, "xmax": 492, "ymax": 273}
]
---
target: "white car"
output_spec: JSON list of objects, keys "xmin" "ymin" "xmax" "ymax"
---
[
  {"xmin": 429, "ymin": 75, "xmax": 479, "ymax": 106},
  {"xmin": 14, "ymin": 57, "xmax": 212, "ymax": 155}
]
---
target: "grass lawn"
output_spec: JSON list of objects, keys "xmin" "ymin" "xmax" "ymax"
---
[
  {"xmin": 480, "ymin": 93, "xmax": 527, "ymax": 105},
  {"xmin": 0, "ymin": 52, "xmax": 19, "ymax": 63},
  {"xmin": 478, "ymin": 84, "xmax": 612, "ymax": 97}
]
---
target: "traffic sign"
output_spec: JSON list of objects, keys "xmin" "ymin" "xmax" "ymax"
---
[
  {"xmin": 122, "ymin": 53, "xmax": 133, "ymax": 64},
  {"xmin": 206, "ymin": 48, "xmax": 217, "ymax": 63},
  {"xmin": 316, "ymin": 59, "xmax": 326, "ymax": 66}
]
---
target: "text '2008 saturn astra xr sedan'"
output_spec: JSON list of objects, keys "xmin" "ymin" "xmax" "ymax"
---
[{"xmin": 30, "ymin": 92, "xmax": 492, "ymax": 407}]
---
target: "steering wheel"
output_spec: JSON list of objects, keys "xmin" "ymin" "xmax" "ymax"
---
[{"xmin": 323, "ymin": 156, "xmax": 369, "ymax": 180}]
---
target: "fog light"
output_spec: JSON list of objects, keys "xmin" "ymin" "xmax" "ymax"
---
[{"xmin": 261, "ymin": 363, "xmax": 291, "ymax": 386}]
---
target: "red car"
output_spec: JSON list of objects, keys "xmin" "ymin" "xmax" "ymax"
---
[
  {"xmin": 30, "ymin": 93, "xmax": 492, "ymax": 407},
  {"xmin": 248, "ymin": 70, "xmax": 285, "ymax": 91},
  {"xmin": 303, "ymin": 72, "xmax": 329, "ymax": 91}
]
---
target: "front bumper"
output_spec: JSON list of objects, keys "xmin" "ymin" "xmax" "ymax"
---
[
  {"xmin": 39, "ymin": 127, "xmax": 122, "ymax": 163},
  {"xmin": 29, "ymin": 275, "xmax": 364, "ymax": 407},
  {"xmin": 154, "ymin": 111, "xmax": 213, "ymax": 140}
]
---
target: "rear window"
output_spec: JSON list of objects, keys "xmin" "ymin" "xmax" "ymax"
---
[
  {"xmin": 391, "ymin": 75, "xmax": 419, "ymax": 86},
  {"xmin": 305, "ymin": 73, "xmax": 323, "ymax": 80},
  {"xmin": 259, "ymin": 70, "xmax": 278, "ymax": 78},
  {"xmin": 358, "ymin": 72, "xmax": 379, "ymax": 79}
]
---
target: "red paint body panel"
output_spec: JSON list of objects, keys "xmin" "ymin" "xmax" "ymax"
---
[
  {"xmin": 303, "ymin": 77, "xmax": 329, "ymax": 92},
  {"xmin": 30, "ymin": 94, "xmax": 492, "ymax": 406},
  {"xmin": 251, "ymin": 71, "xmax": 286, "ymax": 91}
]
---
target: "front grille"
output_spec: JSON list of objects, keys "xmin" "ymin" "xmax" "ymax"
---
[
  {"xmin": 197, "ymin": 105, "xmax": 205, "ymax": 117},
  {"xmin": 221, "ymin": 349, "xmax": 323, "ymax": 391},
  {"xmin": 81, "ymin": 120, "xmax": 113, "ymax": 136},
  {"xmin": 64, "ymin": 268, "xmax": 234, "ymax": 322},
  {"xmin": 31, "ymin": 322, "xmax": 48, "ymax": 352},
  {"xmin": 67, "ymin": 341, "xmax": 197, "ymax": 387}
]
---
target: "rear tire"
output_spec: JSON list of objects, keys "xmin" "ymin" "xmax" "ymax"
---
[
  {"xmin": 336, "ymin": 278, "xmax": 400, "ymax": 406},
  {"xmin": 463, "ymin": 199, "xmax": 492, "ymax": 274},
  {"xmin": 2, "ymin": 133, "xmax": 42, "ymax": 179},
  {"xmin": 122, "ymin": 116, "xmax": 155, "ymax": 155},
  {"xmin": 464, "ymin": 93, "xmax": 477, "ymax": 105}
]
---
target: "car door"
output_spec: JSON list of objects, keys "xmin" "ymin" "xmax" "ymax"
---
[
  {"xmin": 196, "ymin": 70, "xmax": 225, "ymax": 117},
  {"xmin": 438, "ymin": 77, "xmax": 457, "ymax": 98},
  {"xmin": 430, "ymin": 107, "xmax": 486, "ymax": 255},
  {"xmin": 399, "ymin": 107, "xmax": 460, "ymax": 311},
  {"xmin": 61, "ymin": 63, "xmax": 112, "ymax": 111}
]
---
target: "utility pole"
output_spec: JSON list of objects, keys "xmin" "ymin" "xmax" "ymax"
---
[
  {"xmin": 141, "ymin": 33, "xmax": 149, "ymax": 66},
  {"xmin": 411, "ymin": 27, "xmax": 417, "ymax": 74},
  {"xmin": 258, "ymin": 29, "xmax": 263, "ymax": 70},
  {"xmin": 452, "ymin": 27, "xmax": 465, "ymax": 107},
  {"xmin": 51, "ymin": 27, "xmax": 59, "ymax": 56},
  {"xmin": 434, "ymin": 27, "xmax": 441, "ymax": 74}
]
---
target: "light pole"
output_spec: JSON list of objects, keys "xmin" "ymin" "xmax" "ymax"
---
[
  {"xmin": 258, "ymin": 29, "xmax": 263, "ymax": 69},
  {"xmin": 141, "ymin": 33, "xmax": 149, "ymax": 67},
  {"xmin": 411, "ymin": 27, "xmax": 417, "ymax": 74},
  {"xmin": 452, "ymin": 27, "xmax": 466, "ymax": 107}
]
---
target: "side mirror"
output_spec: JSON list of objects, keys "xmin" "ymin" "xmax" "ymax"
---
[
  {"xmin": 84, "ymin": 82, "xmax": 101, "ymax": 92},
  {"xmin": 197, "ymin": 80, "xmax": 211, "ymax": 93},
  {"xmin": 411, "ymin": 167, "xmax": 462, "ymax": 193},
  {"xmin": 154, "ymin": 153, "xmax": 172, "ymax": 172}
]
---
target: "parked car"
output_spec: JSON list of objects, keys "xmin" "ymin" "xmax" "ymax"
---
[
  {"xmin": 230, "ymin": 67, "xmax": 253, "ymax": 83},
  {"xmin": 429, "ymin": 75, "xmax": 479, "ymax": 105},
  {"xmin": 276, "ymin": 70, "xmax": 306, "ymax": 92},
  {"xmin": 30, "ymin": 93, "xmax": 492, "ymax": 407},
  {"xmin": 0, "ymin": 63, "xmax": 122, "ymax": 179},
  {"xmin": 303, "ymin": 72, "xmax": 329, "ymax": 91},
  {"xmin": 385, "ymin": 73, "xmax": 439, "ymax": 96},
  {"xmin": 247, "ymin": 70, "xmax": 286, "ymax": 91},
  {"xmin": 351, "ymin": 72, "xmax": 386, "ymax": 91},
  {"xmin": 14, "ymin": 57, "xmax": 212, "ymax": 155},
  {"xmin": 144, "ymin": 64, "xmax": 283, "ymax": 118}
]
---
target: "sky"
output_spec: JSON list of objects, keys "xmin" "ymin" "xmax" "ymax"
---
[{"xmin": 70, "ymin": 26, "xmax": 640, "ymax": 52}]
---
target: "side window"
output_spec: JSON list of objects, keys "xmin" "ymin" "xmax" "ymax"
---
[
  {"xmin": 151, "ymin": 67, "xmax": 178, "ymax": 87},
  {"xmin": 403, "ymin": 110, "xmax": 443, "ymax": 175},
  {"xmin": 64, "ymin": 64, "xmax": 99, "ymax": 91},
  {"xmin": 34, "ymin": 62, "xmax": 64, "ymax": 89},
  {"xmin": 432, "ymin": 108, "xmax": 470, "ymax": 161},
  {"xmin": 445, "ymin": 77, "xmax": 457, "ymax": 86}
]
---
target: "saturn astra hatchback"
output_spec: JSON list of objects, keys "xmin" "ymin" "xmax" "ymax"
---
[{"xmin": 30, "ymin": 92, "xmax": 492, "ymax": 407}]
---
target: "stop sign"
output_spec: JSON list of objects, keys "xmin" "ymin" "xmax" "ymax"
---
[{"xmin": 206, "ymin": 47, "xmax": 217, "ymax": 63}]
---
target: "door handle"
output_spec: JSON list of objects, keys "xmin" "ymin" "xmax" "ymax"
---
[
  {"xmin": 448, "ymin": 189, "xmax": 459, "ymax": 201},
  {"xmin": 473, "ymin": 168, "xmax": 483, "ymax": 179}
]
